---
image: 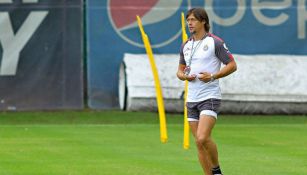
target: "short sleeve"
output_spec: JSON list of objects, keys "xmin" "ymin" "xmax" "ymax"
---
[
  {"xmin": 179, "ymin": 42, "xmax": 187, "ymax": 65},
  {"xmin": 213, "ymin": 38, "xmax": 234, "ymax": 65}
]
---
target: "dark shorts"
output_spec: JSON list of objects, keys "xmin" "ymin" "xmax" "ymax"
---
[{"xmin": 186, "ymin": 98, "xmax": 221, "ymax": 121}]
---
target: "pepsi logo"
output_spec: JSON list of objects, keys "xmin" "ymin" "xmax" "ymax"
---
[{"xmin": 107, "ymin": 0, "xmax": 192, "ymax": 48}]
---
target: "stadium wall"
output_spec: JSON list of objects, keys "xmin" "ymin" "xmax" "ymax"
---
[
  {"xmin": 1, "ymin": 0, "xmax": 307, "ymax": 113},
  {"xmin": 0, "ymin": 0, "xmax": 84, "ymax": 111}
]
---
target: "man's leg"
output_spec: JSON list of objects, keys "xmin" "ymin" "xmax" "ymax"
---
[
  {"xmin": 197, "ymin": 115, "xmax": 220, "ymax": 168},
  {"xmin": 190, "ymin": 115, "xmax": 220, "ymax": 175},
  {"xmin": 190, "ymin": 120, "xmax": 213, "ymax": 175}
]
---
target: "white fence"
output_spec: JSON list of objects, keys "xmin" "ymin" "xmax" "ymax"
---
[{"xmin": 119, "ymin": 53, "xmax": 307, "ymax": 114}]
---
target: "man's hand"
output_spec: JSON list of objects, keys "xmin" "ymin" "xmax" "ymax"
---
[
  {"xmin": 185, "ymin": 74, "xmax": 197, "ymax": 81},
  {"xmin": 198, "ymin": 72, "xmax": 212, "ymax": 83},
  {"xmin": 177, "ymin": 64, "xmax": 197, "ymax": 81}
]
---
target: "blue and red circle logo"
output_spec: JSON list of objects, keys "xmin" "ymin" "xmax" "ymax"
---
[{"xmin": 107, "ymin": 0, "xmax": 192, "ymax": 48}]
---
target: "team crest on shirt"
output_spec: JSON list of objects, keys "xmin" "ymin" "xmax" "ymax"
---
[{"xmin": 203, "ymin": 44, "xmax": 208, "ymax": 51}]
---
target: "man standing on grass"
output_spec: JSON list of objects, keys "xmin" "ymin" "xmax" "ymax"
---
[{"xmin": 176, "ymin": 7, "xmax": 237, "ymax": 175}]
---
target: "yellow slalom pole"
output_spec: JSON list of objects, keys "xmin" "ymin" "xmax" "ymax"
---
[
  {"xmin": 136, "ymin": 16, "xmax": 168, "ymax": 143},
  {"xmin": 181, "ymin": 13, "xmax": 188, "ymax": 42},
  {"xmin": 181, "ymin": 12, "xmax": 190, "ymax": 150}
]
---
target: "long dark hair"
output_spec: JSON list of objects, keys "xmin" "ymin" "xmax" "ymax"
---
[{"xmin": 186, "ymin": 8, "xmax": 210, "ymax": 32}]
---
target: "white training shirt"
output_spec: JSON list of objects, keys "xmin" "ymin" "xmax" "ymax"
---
[{"xmin": 179, "ymin": 33, "xmax": 234, "ymax": 102}]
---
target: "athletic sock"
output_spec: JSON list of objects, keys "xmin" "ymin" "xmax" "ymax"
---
[{"xmin": 212, "ymin": 166, "xmax": 222, "ymax": 175}]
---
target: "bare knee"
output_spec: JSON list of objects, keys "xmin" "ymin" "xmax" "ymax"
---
[{"xmin": 195, "ymin": 135, "xmax": 211, "ymax": 149}]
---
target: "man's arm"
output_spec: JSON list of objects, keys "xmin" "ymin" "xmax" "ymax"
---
[
  {"xmin": 198, "ymin": 60, "xmax": 237, "ymax": 82},
  {"xmin": 213, "ymin": 59, "xmax": 237, "ymax": 79}
]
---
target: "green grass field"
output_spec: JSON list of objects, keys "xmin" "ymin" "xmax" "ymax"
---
[{"xmin": 0, "ymin": 111, "xmax": 306, "ymax": 175}]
